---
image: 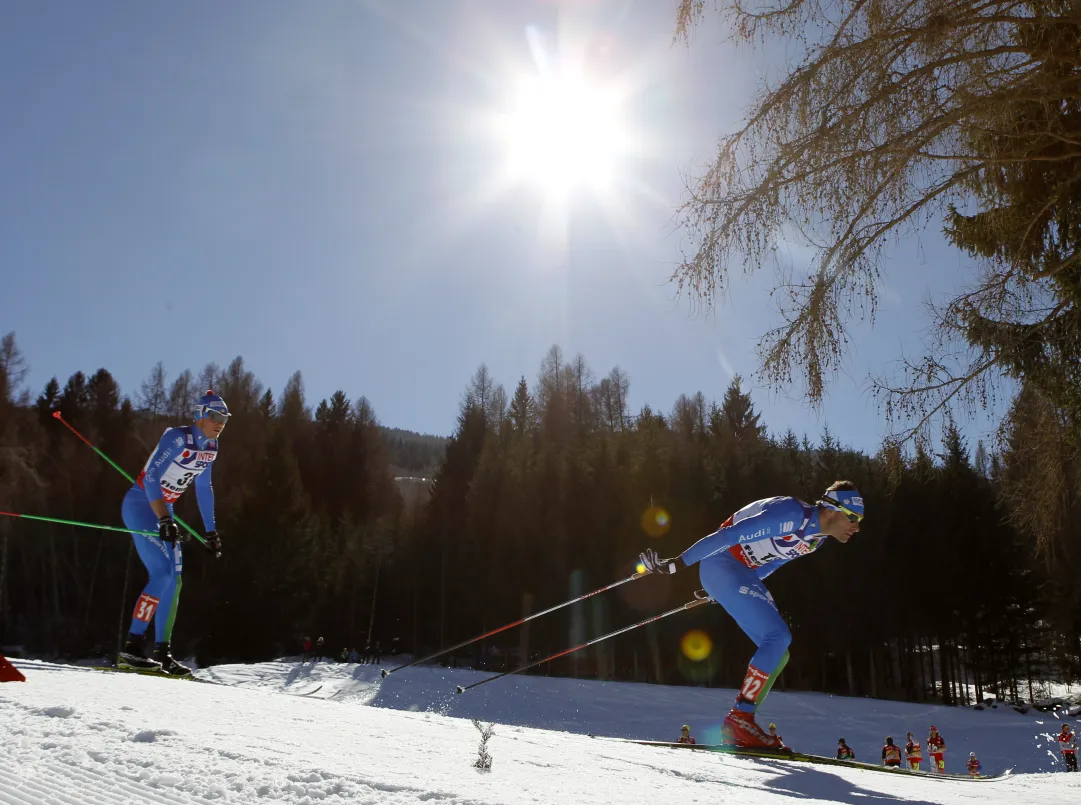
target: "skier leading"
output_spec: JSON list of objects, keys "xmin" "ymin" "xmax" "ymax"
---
[
  {"xmin": 638, "ymin": 480, "xmax": 864, "ymax": 748},
  {"xmin": 116, "ymin": 390, "xmax": 229, "ymax": 675}
]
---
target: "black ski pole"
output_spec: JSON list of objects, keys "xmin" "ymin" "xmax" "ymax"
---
[
  {"xmin": 381, "ymin": 569, "xmax": 649, "ymax": 678},
  {"xmin": 455, "ymin": 591, "xmax": 713, "ymax": 693}
]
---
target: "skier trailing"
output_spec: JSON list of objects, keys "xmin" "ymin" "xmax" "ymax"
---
[
  {"xmin": 638, "ymin": 481, "xmax": 864, "ymax": 748},
  {"xmin": 116, "ymin": 390, "xmax": 229, "ymax": 676}
]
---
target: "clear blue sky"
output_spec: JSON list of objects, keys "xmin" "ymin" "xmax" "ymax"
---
[{"xmin": 0, "ymin": 0, "xmax": 1003, "ymax": 453}]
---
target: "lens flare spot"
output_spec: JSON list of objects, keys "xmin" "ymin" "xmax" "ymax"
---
[
  {"xmin": 681, "ymin": 629, "xmax": 713, "ymax": 662},
  {"xmin": 641, "ymin": 506, "xmax": 671, "ymax": 538}
]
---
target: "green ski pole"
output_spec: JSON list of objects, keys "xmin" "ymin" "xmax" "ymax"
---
[{"xmin": 0, "ymin": 510, "xmax": 158, "ymax": 537}]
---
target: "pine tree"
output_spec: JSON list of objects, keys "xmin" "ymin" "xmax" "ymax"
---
[{"xmin": 507, "ymin": 377, "xmax": 535, "ymax": 436}]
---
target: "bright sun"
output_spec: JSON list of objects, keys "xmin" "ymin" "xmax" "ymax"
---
[{"xmin": 496, "ymin": 68, "xmax": 630, "ymax": 200}]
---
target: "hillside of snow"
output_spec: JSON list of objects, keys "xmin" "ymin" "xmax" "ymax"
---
[{"xmin": 2, "ymin": 656, "xmax": 1078, "ymax": 805}]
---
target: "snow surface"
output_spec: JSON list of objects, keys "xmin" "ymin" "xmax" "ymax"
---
[{"xmin": 1, "ymin": 656, "xmax": 1078, "ymax": 805}]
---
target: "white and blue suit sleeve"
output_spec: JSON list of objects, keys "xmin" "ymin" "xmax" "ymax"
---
[{"xmin": 680, "ymin": 498, "xmax": 808, "ymax": 567}]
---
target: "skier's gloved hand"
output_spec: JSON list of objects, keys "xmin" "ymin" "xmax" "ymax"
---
[
  {"xmin": 639, "ymin": 548, "xmax": 681, "ymax": 575},
  {"xmin": 205, "ymin": 531, "xmax": 222, "ymax": 559},
  {"xmin": 158, "ymin": 516, "xmax": 180, "ymax": 543}
]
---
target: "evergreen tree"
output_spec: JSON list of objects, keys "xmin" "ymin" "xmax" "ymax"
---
[{"xmin": 0, "ymin": 336, "xmax": 1075, "ymax": 698}]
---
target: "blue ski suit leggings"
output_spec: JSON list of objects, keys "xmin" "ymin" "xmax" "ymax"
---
[
  {"xmin": 699, "ymin": 552, "xmax": 792, "ymax": 679},
  {"xmin": 122, "ymin": 486, "xmax": 183, "ymax": 643}
]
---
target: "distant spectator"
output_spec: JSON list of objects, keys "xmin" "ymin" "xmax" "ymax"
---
[
  {"xmin": 882, "ymin": 736, "xmax": 902, "ymax": 767},
  {"xmin": 302, "ymin": 636, "xmax": 312, "ymax": 663},
  {"xmin": 348, "ymin": 647, "xmax": 359, "ymax": 663},
  {"xmin": 361, "ymin": 644, "xmax": 371, "ymax": 664},
  {"xmin": 837, "ymin": 738, "xmax": 855, "ymax": 760},
  {"xmin": 677, "ymin": 725, "xmax": 696, "ymax": 745},
  {"xmin": 1058, "ymin": 724, "xmax": 1078, "ymax": 772},
  {"xmin": 904, "ymin": 732, "xmax": 922, "ymax": 771},
  {"xmin": 373, "ymin": 641, "xmax": 382, "ymax": 664},
  {"xmin": 927, "ymin": 726, "xmax": 946, "ymax": 772},
  {"xmin": 966, "ymin": 752, "xmax": 981, "ymax": 776},
  {"xmin": 339, "ymin": 647, "xmax": 349, "ymax": 662},
  {"xmin": 315, "ymin": 636, "xmax": 325, "ymax": 662},
  {"xmin": 768, "ymin": 723, "xmax": 787, "ymax": 750}
]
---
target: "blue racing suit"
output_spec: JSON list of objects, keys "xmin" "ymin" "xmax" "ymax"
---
[
  {"xmin": 123, "ymin": 425, "xmax": 218, "ymax": 643},
  {"xmin": 681, "ymin": 496, "xmax": 824, "ymax": 711}
]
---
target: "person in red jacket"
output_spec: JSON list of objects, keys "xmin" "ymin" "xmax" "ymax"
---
[
  {"xmin": 677, "ymin": 725, "xmax": 696, "ymax": 745},
  {"xmin": 966, "ymin": 752, "xmax": 981, "ymax": 776},
  {"xmin": 1058, "ymin": 724, "xmax": 1078, "ymax": 772},
  {"xmin": 904, "ymin": 732, "xmax": 922, "ymax": 770},
  {"xmin": 768, "ymin": 723, "xmax": 787, "ymax": 750},
  {"xmin": 882, "ymin": 736, "xmax": 902, "ymax": 767},
  {"xmin": 927, "ymin": 726, "xmax": 946, "ymax": 772}
]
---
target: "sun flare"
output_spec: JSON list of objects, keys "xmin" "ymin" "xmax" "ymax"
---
[{"xmin": 496, "ymin": 68, "xmax": 630, "ymax": 200}]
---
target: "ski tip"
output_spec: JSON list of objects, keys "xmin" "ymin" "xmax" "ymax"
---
[{"xmin": 380, "ymin": 669, "xmax": 388, "ymax": 679}]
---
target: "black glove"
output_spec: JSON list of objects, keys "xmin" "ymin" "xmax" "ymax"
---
[
  {"xmin": 639, "ymin": 548, "xmax": 681, "ymax": 575},
  {"xmin": 205, "ymin": 531, "xmax": 222, "ymax": 559},
  {"xmin": 158, "ymin": 516, "xmax": 179, "ymax": 543}
]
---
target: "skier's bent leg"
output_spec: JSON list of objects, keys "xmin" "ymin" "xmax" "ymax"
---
[
  {"xmin": 700, "ymin": 554, "xmax": 791, "ymax": 714},
  {"xmin": 129, "ymin": 533, "xmax": 175, "ymax": 637},
  {"xmin": 123, "ymin": 490, "xmax": 175, "ymax": 640},
  {"xmin": 163, "ymin": 574, "xmax": 183, "ymax": 643},
  {"xmin": 754, "ymin": 649, "xmax": 790, "ymax": 712}
]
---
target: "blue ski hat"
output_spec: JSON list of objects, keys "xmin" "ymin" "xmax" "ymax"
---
[
  {"xmin": 819, "ymin": 485, "xmax": 864, "ymax": 520},
  {"xmin": 195, "ymin": 389, "xmax": 231, "ymax": 422}
]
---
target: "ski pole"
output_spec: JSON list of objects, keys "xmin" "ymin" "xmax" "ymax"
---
[
  {"xmin": 0, "ymin": 510, "xmax": 158, "ymax": 537},
  {"xmin": 51, "ymin": 411, "xmax": 207, "ymax": 547},
  {"xmin": 381, "ymin": 569, "xmax": 650, "ymax": 678},
  {"xmin": 455, "ymin": 591, "xmax": 713, "ymax": 694}
]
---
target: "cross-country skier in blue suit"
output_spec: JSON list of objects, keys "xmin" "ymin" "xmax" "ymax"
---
[
  {"xmin": 116, "ymin": 391, "xmax": 230, "ymax": 676},
  {"xmin": 638, "ymin": 480, "xmax": 864, "ymax": 749}
]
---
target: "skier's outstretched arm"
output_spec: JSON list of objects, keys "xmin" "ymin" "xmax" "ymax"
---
[{"xmin": 681, "ymin": 498, "xmax": 806, "ymax": 567}]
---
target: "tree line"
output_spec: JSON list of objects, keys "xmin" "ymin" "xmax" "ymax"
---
[{"xmin": 0, "ymin": 334, "xmax": 1075, "ymax": 703}]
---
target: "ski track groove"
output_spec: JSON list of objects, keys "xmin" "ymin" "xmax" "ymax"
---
[{"xmin": 0, "ymin": 755, "xmax": 215, "ymax": 805}]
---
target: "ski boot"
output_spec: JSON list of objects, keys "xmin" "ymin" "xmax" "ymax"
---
[
  {"xmin": 151, "ymin": 642, "xmax": 192, "ymax": 677},
  {"xmin": 721, "ymin": 708, "xmax": 785, "ymax": 750},
  {"xmin": 117, "ymin": 633, "xmax": 162, "ymax": 672}
]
